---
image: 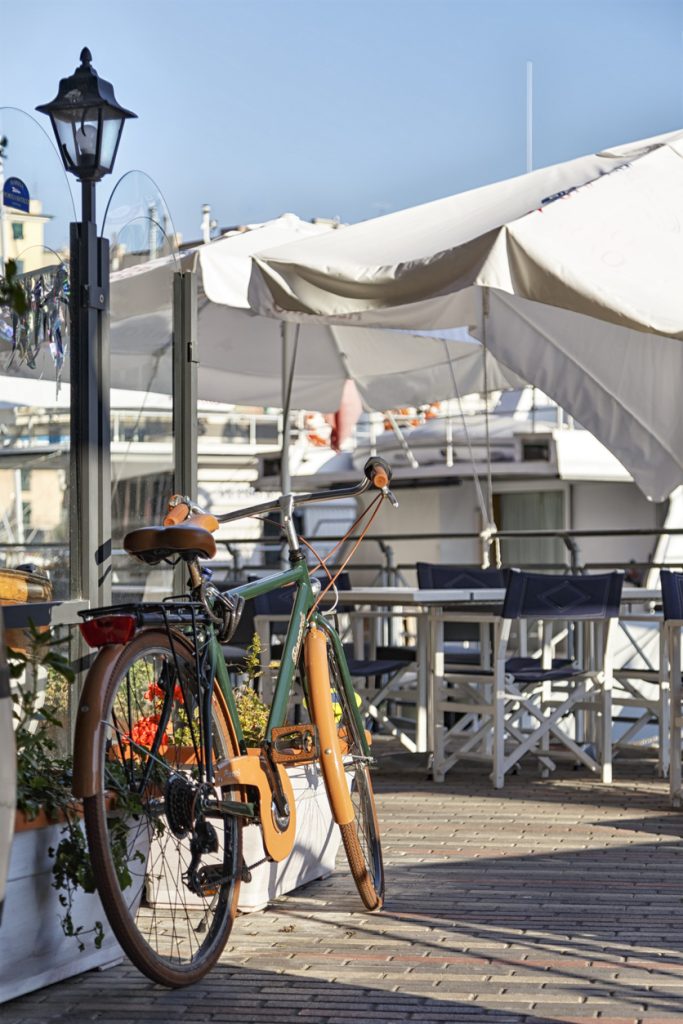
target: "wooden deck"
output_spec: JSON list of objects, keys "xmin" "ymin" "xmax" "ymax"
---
[{"xmin": 2, "ymin": 748, "xmax": 682, "ymax": 1024}]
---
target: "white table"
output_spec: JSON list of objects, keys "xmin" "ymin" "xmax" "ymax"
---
[
  {"xmin": 335, "ymin": 587, "xmax": 508, "ymax": 754},
  {"xmin": 336, "ymin": 584, "xmax": 661, "ymax": 765}
]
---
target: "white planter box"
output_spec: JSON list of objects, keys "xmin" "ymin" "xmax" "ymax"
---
[
  {"xmin": 0, "ymin": 819, "xmax": 123, "ymax": 1004},
  {"xmin": 146, "ymin": 763, "xmax": 343, "ymax": 914},
  {"xmin": 0, "ymin": 765, "xmax": 343, "ymax": 1002},
  {"xmin": 238, "ymin": 762, "xmax": 341, "ymax": 912}
]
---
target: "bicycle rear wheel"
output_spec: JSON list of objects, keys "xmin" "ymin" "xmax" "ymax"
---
[
  {"xmin": 327, "ymin": 650, "xmax": 385, "ymax": 910},
  {"xmin": 83, "ymin": 629, "xmax": 242, "ymax": 987}
]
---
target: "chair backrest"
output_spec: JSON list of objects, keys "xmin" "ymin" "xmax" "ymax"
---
[
  {"xmin": 416, "ymin": 564, "xmax": 507, "ymax": 644},
  {"xmin": 660, "ymin": 569, "xmax": 683, "ymax": 621},
  {"xmin": 416, "ymin": 563, "xmax": 507, "ymax": 589},
  {"xmin": 501, "ymin": 569, "xmax": 624, "ymax": 621}
]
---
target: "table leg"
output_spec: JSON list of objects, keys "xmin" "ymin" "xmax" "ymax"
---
[
  {"xmin": 416, "ymin": 612, "xmax": 429, "ymax": 755},
  {"xmin": 492, "ymin": 619, "xmax": 507, "ymax": 789},
  {"xmin": 658, "ymin": 625, "xmax": 670, "ymax": 779},
  {"xmin": 600, "ymin": 619, "xmax": 614, "ymax": 785},
  {"xmin": 669, "ymin": 626, "xmax": 682, "ymax": 807},
  {"xmin": 429, "ymin": 611, "xmax": 446, "ymax": 782},
  {"xmin": 254, "ymin": 615, "xmax": 274, "ymax": 702}
]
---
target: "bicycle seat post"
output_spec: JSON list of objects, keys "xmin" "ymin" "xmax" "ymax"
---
[{"xmin": 280, "ymin": 493, "xmax": 304, "ymax": 564}]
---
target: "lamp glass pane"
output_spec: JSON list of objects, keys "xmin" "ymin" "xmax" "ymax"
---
[
  {"xmin": 100, "ymin": 117, "xmax": 124, "ymax": 172},
  {"xmin": 75, "ymin": 114, "xmax": 99, "ymax": 173},
  {"xmin": 53, "ymin": 112, "xmax": 101, "ymax": 175},
  {"xmin": 53, "ymin": 118, "xmax": 80, "ymax": 171}
]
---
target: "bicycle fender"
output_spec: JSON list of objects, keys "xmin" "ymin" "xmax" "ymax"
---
[
  {"xmin": 72, "ymin": 643, "xmax": 124, "ymax": 799},
  {"xmin": 214, "ymin": 755, "xmax": 296, "ymax": 861},
  {"xmin": 304, "ymin": 626, "xmax": 354, "ymax": 826}
]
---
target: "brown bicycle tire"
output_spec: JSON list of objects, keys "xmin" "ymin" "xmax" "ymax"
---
[{"xmin": 83, "ymin": 629, "xmax": 242, "ymax": 987}]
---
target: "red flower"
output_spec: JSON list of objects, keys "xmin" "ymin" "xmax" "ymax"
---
[
  {"xmin": 144, "ymin": 682, "xmax": 165, "ymax": 702},
  {"xmin": 143, "ymin": 680, "xmax": 185, "ymax": 704},
  {"xmin": 123, "ymin": 714, "xmax": 168, "ymax": 749}
]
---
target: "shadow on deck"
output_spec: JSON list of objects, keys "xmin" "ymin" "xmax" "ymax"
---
[{"xmin": 1, "ymin": 754, "xmax": 681, "ymax": 1024}]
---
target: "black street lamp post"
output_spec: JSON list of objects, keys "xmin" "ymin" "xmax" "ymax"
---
[{"xmin": 37, "ymin": 49, "xmax": 136, "ymax": 607}]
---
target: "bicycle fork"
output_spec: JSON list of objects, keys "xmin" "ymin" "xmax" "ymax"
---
[{"xmin": 303, "ymin": 624, "xmax": 355, "ymax": 826}]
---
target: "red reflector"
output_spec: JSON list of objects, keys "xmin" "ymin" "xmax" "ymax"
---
[{"xmin": 79, "ymin": 615, "xmax": 137, "ymax": 647}]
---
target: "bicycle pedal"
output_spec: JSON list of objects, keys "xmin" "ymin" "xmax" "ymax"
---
[
  {"xmin": 197, "ymin": 864, "xmax": 233, "ymax": 896},
  {"xmin": 270, "ymin": 724, "xmax": 319, "ymax": 765}
]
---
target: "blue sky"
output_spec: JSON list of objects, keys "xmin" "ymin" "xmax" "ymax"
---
[{"xmin": 1, "ymin": 0, "xmax": 682, "ymax": 245}]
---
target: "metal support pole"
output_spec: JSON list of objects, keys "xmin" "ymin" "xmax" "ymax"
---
[
  {"xmin": 173, "ymin": 270, "xmax": 198, "ymax": 593},
  {"xmin": 172, "ymin": 270, "xmax": 198, "ymax": 496},
  {"xmin": 281, "ymin": 323, "xmax": 300, "ymax": 569},
  {"xmin": 68, "ymin": 181, "xmax": 111, "ymax": 608},
  {"xmin": 281, "ymin": 322, "xmax": 295, "ymax": 497}
]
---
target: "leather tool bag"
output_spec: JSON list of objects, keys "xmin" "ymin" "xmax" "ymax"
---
[{"xmin": 0, "ymin": 564, "xmax": 53, "ymax": 652}]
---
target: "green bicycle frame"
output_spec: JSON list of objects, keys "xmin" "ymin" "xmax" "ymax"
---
[{"xmin": 206, "ymin": 560, "xmax": 371, "ymax": 758}]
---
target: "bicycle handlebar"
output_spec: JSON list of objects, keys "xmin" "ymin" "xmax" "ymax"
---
[{"xmin": 164, "ymin": 456, "xmax": 395, "ymax": 529}]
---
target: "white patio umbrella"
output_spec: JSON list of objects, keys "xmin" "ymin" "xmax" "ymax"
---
[
  {"xmin": 195, "ymin": 215, "xmax": 518, "ymax": 489},
  {"xmin": 249, "ymin": 130, "xmax": 683, "ymax": 502},
  {"xmin": 194, "ymin": 214, "xmax": 517, "ymax": 411},
  {"xmin": 102, "ymin": 214, "xmax": 518, "ymax": 411},
  {"xmin": 1, "ymin": 214, "xmax": 520, "ymax": 493}
]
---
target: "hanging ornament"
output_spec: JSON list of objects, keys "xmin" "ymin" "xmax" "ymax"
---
[{"xmin": 0, "ymin": 263, "xmax": 69, "ymax": 393}]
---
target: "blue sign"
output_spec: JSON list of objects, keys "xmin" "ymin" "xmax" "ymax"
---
[{"xmin": 3, "ymin": 177, "xmax": 29, "ymax": 213}]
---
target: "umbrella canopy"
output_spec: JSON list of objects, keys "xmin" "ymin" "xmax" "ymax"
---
[
  {"xmin": 195, "ymin": 215, "xmax": 517, "ymax": 412},
  {"xmin": 249, "ymin": 130, "xmax": 683, "ymax": 501},
  {"xmin": 100, "ymin": 214, "xmax": 519, "ymax": 411}
]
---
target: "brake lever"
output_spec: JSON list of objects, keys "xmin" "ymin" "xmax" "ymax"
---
[{"xmin": 383, "ymin": 486, "xmax": 399, "ymax": 509}]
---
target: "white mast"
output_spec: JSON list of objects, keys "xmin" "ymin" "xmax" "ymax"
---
[{"xmin": 526, "ymin": 60, "xmax": 533, "ymax": 174}]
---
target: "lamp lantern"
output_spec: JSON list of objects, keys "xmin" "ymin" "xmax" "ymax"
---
[{"xmin": 36, "ymin": 47, "xmax": 136, "ymax": 183}]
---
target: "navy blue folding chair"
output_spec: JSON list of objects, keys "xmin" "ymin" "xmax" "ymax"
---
[
  {"xmin": 418, "ymin": 563, "xmax": 572, "ymax": 741},
  {"xmin": 431, "ymin": 568, "xmax": 624, "ymax": 787}
]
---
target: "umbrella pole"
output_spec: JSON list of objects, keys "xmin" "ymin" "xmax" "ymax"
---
[
  {"xmin": 280, "ymin": 321, "xmax": 299, "ymax": 497},
  {"xmin": 280, "ymin": 322, "xmax": 300, "ymax": 567}
]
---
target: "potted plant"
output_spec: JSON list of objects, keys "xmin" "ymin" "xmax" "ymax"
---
[{"xmin": 0, "ymin": 627, "xmax": 126, "ymax": 1003}]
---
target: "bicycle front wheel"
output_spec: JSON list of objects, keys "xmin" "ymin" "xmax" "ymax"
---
[
  {"xmin": 328, "ymin": 650, "xmax": 385, "ymax": 911},
  {"xmin": 83, "ymin": 629, "xmax": 242, "ymax": 987}
]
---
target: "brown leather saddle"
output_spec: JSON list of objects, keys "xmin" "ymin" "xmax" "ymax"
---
[{"xmin": 124, "ymin": 523, "xmax": 217, "ymax": 565}]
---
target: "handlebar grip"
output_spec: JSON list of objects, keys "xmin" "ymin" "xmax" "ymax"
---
[
  {"xmin": 190, "ymin": 512, "xmax": 220, "ymax": 534},
  {"xmin": 163, "ymin": 501, "xmax": 190, "ymax": 526},
  {"xmin": 364, "ymin": 456, "xmax": 392, "ymax": 490}
]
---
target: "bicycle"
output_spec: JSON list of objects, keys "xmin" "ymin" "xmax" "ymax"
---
[{"xmin": 71, "ymin": 456, "xmax": 397, "ymax": 987}]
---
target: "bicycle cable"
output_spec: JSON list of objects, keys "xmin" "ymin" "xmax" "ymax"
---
[{"xmin": 252, "ymin": 490, "xmax": 385, "ymax": 621}]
